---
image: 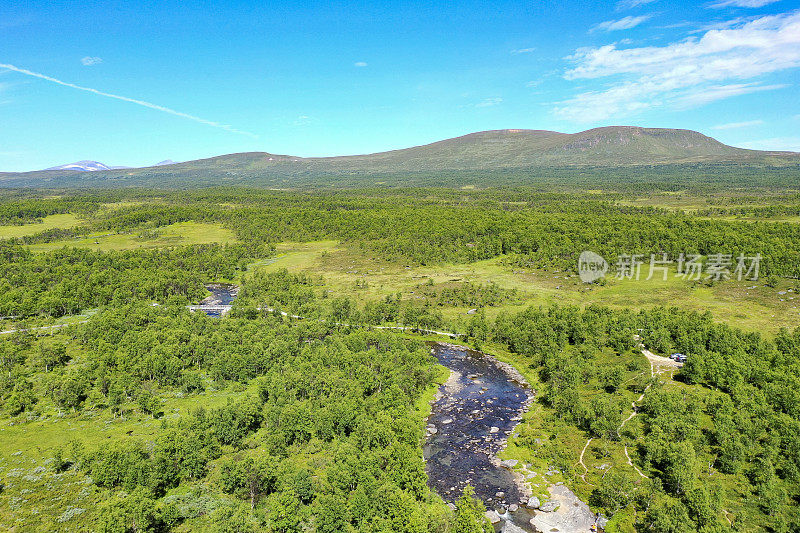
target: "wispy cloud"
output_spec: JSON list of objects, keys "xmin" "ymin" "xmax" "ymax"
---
[
  {"xmin": 0, "ymin": 62, "xmax": 256, "ymax": 137},
  {"xmin": 475, "ymin": 97, "xmax": 503, "ymax": 108},
  {"xmin": 555, "ymin": 11, "xmax": 800, "ymax": 122},
  {"xmin": 592, "ymin": 15, "xmax": 652, "ymax": 32},
  {"xmin": 711, "ymin": 119, "xmax": 764, "ymax": 129},
  {"xmin": 737, "ymin": 136, "xmax": 800, "ymax": 151},
  {"xmin": 354, "ymin": 61, "xmax": 368, "ymax": 67},
  {"xmin": 511, "ymin": 47, "xmax": 536, "ymax": 54},
  {"xmin": 710, "ymin": 0, "xmax": 781, "ymax": 8},
  {"xmin": 80, "ymin": 56, "xmax": 102, "ymax": 66},
  {"xmin": 677, "ymin": 83, "xmax": 786, "ymax": 106},
  {"xmin": 617, "ymin": 0, "xmax": 657, "ymax": 10}
]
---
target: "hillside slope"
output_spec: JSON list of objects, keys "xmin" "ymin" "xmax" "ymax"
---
[{"xmin": 2, "ymin": 126, "xmax": 798, "ymax": 188}]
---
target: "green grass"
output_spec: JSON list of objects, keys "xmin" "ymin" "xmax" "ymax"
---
[
  {"xmin": 411, "ymin": 363, "xmax": 451, "ymax": 424},
  {"xmin": 27, "ymin": 221, "xmax": 238, "ymax": 252},
  {"xmin": 247, "ymin": 240, "xmax": 800, "ymax": 336},
  {"xmin": 0, "ymin": 213, "xmax": 83, "ymax": 239}
]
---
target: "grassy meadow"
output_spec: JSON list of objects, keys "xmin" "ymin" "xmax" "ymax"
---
[
  {"xmin": 26, "ymin": 221, "xmax": 237, "ymax": 253},
  {"xmin": 249, "ymin": 240, "xmax": 799, "ymax": 336}
]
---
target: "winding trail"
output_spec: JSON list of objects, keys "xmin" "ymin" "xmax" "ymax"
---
[
  {"xmin": 577, "ymin": 437, "xmax": 594, "ymax": 484},
  {"xmin": 619, "ymin": 347, "xmax": 682, "ymax": 479},
  {"xmin": 620, "ymin": 360, "xmax": 655, "ymax": 478},
  {"xmin": 578, "ymin": 345, "xmax": 683, "ymax": 483},
  {"xmin": 0, "ymin": 320, "xmax": 88, "ymax": 335}
]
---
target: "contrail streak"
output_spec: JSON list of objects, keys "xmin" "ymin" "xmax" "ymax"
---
[{"xmin": 0, "ymin": 62, "xmax": 257, "ymax": 138}]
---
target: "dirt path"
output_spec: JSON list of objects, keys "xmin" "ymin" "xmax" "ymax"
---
[
  {"xmin": 0, "ymin": 321, "xmax": 88, "ymax": 335},
  {"xmin": 577, "ymin": 437, "xmax": 594, "ymax": 485},
  {"xmin": 641, "ymin": 348, "xmax": 682, "ymax": 369},
  {"xmin": 619, "ymin": 352, "xmax": 674, "ymax": 479}
]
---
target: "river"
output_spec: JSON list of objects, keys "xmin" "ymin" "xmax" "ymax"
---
[
  {"xmin": 198, "ymin": 283, "xmax": 238, "ymax": 317},
  {"xmin": 425, "ymin": 342, "xmax": 537, "ymax": 531}
]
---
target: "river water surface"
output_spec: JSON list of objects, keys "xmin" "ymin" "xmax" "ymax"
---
[
  {"xmin": 425, "ymin": 343, "xmax": 536, "ymax": 531},
  {"xmin": 199, "ymin": 283, "xmax": 238, "ymax": 317}
]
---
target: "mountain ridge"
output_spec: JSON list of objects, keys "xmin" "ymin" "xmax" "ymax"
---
[{"xmin": 4, "ymin": 126, "xmax": 798, "ymax": 188}]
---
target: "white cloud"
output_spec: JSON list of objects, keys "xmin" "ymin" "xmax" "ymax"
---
[
  {"xmin": 710, "ymin": 0, "xmax": 781, "ymax": 9},
  {"xmin": 354, "ymin": 61, "xmax": 368, "ymax": 67},
  {"xmin": 555, "ymin": 11, "xmax": 800, "ymax": 121},
  {"xmin": 511, "ymin": 47, "xmax": 536, "ymax": 54},
  {"xmin": 676, "ymin": 83, "xmax": 786, "ymax": 106},
  {"xmin": 592, "ymin": 15, "xmax": 652, "ymax": 32},
  {"xmin": 737, "ymin": 136, "xmax": 800, "ymax": 151},
  {"xmin": 0, "ymin": 62, "xmax": 256, "ymax": 137},
  {"xmin": 293, "ymin": 115, "xmax": 312, "ymax": 126},
  {"xmin": 475, "ymin": 97, "xmax": 503, "ymax": 108},
  {"xmin": 711, "ymin": 119, "xmax": 764, "ymax": 129},
  {"xmin": 617, "ymin": 0, "xmax": 657, "ymax": 10},
  {"xmin": 80, "ymin": 56, "xmax": 102, "ymax": 66}
]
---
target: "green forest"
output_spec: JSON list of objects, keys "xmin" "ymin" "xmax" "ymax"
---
[{"xmin": 1, "ymin": 187, "xmax": 799, "ymax": 532}]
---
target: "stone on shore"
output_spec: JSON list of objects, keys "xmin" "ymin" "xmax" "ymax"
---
[
  {"xmin": 485, "ymin": 510, "xmax": 502, "ymax": 524},
  {"xmin": 529, "ymin": 485, "xmax": 596, "ymax": 533},
  {"xmin": 539, "ymin": 500, "xmax": 559, "ymax": 512}
]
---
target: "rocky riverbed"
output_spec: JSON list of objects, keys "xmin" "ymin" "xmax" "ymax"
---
[{"xmin": 425, "ymin": 343, "xmax": 600, "ymax": 533}]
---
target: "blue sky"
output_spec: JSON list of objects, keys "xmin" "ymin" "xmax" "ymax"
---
[{"xmin": 1, "ymin": 0, "xmax": 798, "ymax": 171}]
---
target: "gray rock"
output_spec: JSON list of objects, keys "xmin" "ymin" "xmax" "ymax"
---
[
  {"xmin": 495, "ymin": 491, "xmax": 505, "ymax": 499},
  {"xmin": 509, "ymin": 504, "xmax": 519, "ymax": 512},
  {"xmin": 539, "ymin": 500, "xmax": 560, "ymax": 513},
  {"xmin": 485, "ymin": 510, "xmax": 502, "ymax": 524},
  {"xmin": 526, "ymin": 496, "xmax": 541, "ymax": 509},
  {"xmin": 501, "ymin": 459, "xmax": 519, "ymax": 469},
  {"xmin": 598, "ymin": 514, "xmax": 609, "ymax": 528},
  {"xmin": 490, "ymin": 426, "xmax": 500, "ymax": 433}
]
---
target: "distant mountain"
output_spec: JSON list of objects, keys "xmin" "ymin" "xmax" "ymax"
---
[
  {"xmin": 44, "ymin": 160, "xmax": 116, "ymax": 172},
  {"xmin": 43, "ymin": 159, "xmax": 177, "ymax": 171},
  {"xmin": 9, "ymin": 127, "xmax": 799, "ymax": 189}
]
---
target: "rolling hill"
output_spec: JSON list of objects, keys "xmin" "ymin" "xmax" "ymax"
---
[{"xmin": 2, "ymin": 126, "xmax": 798, "ymax": 189}]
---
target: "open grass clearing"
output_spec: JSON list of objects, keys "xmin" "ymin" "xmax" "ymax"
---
[
  {"xmin": 0, "ymin": 213, "xmax": 83, "ymax": 240},
  {"xmin": 26, "ymin": 221, "xmax": 237, "ymax": 252},
  {"xmin": 249, "ymin": 240, "xmax": 800, "ymax": 336}
]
